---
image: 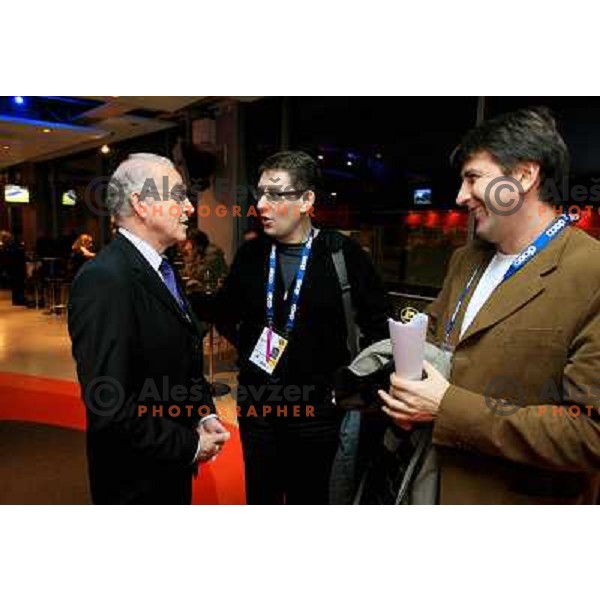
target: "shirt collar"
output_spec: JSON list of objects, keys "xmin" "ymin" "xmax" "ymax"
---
[{"xmin": 119, "ymin": 227, "xmax": 163, "ymax": 274}]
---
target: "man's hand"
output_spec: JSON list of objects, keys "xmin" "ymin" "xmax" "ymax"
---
[
  {"xmin": 377, "ymin": 360, "xmax": 450, "ymax": 430},
  {"xmin": 201, "ymin": 416, "xmax": 229, "ymax": 435},
  {"xmin": 195, "ymin": 419, "xmax": 230, "ymax": 462}
]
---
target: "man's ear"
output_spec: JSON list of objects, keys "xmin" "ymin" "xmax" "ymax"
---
[
  {"xmin": 130, "ymin": 192, "xmax": 148, "ymax": 220},
  {"xmin": 300, "ymin": 190, "xmax": 315, "ymax": 213},
  {"xmin": 514, "ymin": 162, "xmax": 541, "ymax": 195}
]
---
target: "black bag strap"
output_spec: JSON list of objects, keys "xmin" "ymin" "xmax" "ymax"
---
[{"xmin": 331, "ymin": 247, "xmax": 360, "ymax": 359}]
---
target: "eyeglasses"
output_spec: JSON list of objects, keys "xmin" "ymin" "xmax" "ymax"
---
[{"xmin": 252, "ymin": 187, "xmax": 308, "ymax": 203}]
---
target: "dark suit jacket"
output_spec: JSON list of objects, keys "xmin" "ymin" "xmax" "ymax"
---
[
  {"xmin": 427, "ymin": 226, "xmax": 600, "ymax": 504},
  {"xmin": 68, "ymin": 233, "xmax": 215, "ymax": 504}
]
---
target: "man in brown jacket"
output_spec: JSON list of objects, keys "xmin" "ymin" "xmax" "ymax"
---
[{"xmin": 379, "ymin": 107, "xmax": 600, "ymax": 504}]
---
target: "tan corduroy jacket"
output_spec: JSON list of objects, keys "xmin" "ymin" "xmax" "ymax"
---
[{"xmin": 427, "ymin": 226, "xmax": 600, "ymax": 504}]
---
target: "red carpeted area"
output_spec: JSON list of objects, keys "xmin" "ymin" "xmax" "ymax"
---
[{"xmin": 0, "ymin": 372, "xmax": 245, "ymax": 504}]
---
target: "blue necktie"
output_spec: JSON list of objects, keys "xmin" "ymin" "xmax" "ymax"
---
[{"xmin": 159, "ymin": 258, "xmax": 186, "ymax": 312}]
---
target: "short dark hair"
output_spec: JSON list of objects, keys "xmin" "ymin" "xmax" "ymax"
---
[
  {"xmin": 189, "ymin": 229, "xmax": 209, "ymax": 253},
  {"xmin": 258, "ymin": 150, "xmax": 321, "ymax": 192},
  {"xmin": 451, "ymin": 107, "xmax": 569, "ymax": 196}
]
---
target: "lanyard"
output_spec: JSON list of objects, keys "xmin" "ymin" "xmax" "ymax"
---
[
  {"xmin": 265, "ymin": 229, "xmax": 314, "ymax": 358},
  {"xmin": 443, "ymin": 214, "xmax": 576, "ymax": 347},
  {"xmin": 443, "ymin": 264, "xmax": 482, "ymax": 347},
  {"xmin": 501, "ymin": 213, "xmax": 576, "ymax": 281}
]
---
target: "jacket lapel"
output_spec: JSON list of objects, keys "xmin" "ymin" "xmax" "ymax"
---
[
  {"xmin": 114, "ymin": 234, "xmax": 196, "ymax": 331},
  {"xmin": 458, "ymin": 226, "xmax": 572, "ymax": 347}
]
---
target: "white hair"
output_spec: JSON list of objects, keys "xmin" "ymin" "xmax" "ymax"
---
[{"xmin": 106, "ymin": 153, "xmax": 176, "ymax": 219}]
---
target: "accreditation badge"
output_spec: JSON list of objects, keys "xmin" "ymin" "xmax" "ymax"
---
[{"xmin": 249, "ymin": 327, "xmax": 289, "ymax": 375}]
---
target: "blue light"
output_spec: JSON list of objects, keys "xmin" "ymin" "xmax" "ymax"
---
[{"xmin": 13, "ymin": 96, "xmax": 25, "ymax": 105}]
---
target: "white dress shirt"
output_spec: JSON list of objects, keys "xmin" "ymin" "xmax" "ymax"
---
[{"xmin": 119, "ymin": 227, "xmax": 164, "ymax": 278}]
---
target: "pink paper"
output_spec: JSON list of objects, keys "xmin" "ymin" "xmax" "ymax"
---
[{"xmin": 388, "ymin": 314, "xmax": 428, "ymax": 380}]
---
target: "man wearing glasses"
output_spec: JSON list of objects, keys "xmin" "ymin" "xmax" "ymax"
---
[{"xmin": 212, "ymin": 150, "xmax": 390, "ymax": 504}]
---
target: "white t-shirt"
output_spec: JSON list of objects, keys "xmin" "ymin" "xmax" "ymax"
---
[{"xmin": 459, "ymin": 252, "xmax": 518, "ymax": 340}]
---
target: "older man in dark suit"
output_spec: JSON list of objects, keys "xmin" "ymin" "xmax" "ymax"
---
[{"xmin": 68, "ymin": 153, "xmax": 229, "ymax": 504}]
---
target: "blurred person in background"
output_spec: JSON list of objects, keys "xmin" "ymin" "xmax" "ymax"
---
[
  {"xmin": 180, "ymin": 229, "xmax": 228, "ymax": 293},
  {"xmin": 69, "ymin": 233, "xmax": 96, "ymax": 277},
  {"xmin": 1, "ymin": 231, "xmax": 26, "ymax": 306},
  {"xmin": 0, "ymin": 231, "xmax": 11, "ymax": 287}
]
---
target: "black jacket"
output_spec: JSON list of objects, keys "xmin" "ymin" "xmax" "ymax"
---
[
  {"xmin": 212, "ymin": 229, "xmax": 390, "ymax": 415},
  {"xmin": 68, "ymin": 233, "xmax": 214, "ymax": 504}
]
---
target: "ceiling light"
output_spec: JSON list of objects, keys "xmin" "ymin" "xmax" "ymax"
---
[
  {"xmin": 42, "ymin": 128, "xmax": 52, "ymax": 133},
  {"xmin": 100, "ymin": 145, "xmax": 111, "ymax": 154},
  {"xmin": 13, "ymin": 96, "xmax": 25, "ymax": 106},
  {"xmin": 317, "ymin": 155, "xmax": 324, "ymax": 160},
  {"xmin": 2, "ymin": 145, "xmax": 9, "ymax": 150},
  {"xmin": 347, "ymin": 161, "xmax": 353, "ymax": 167}
]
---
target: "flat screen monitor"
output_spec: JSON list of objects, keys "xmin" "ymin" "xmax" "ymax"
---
[
  {"xmin": 62, "ymin": 189, "xmax": 77, "ymax": 206},
  {"xmin": 413, "ymin": 188, "xmax": 432, "ymax": 205},
  {"xmin": 4, "ymin": 185, "xmax": 30, "ymax": 204}
]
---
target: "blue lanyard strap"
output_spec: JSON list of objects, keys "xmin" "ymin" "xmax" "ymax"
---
[
  {"xmin": 501, "ymin": 214, "xmax": 576, "ymax": 281},
  {"xmin": 444, "ymin": 264, "xmax": 482, "ymax": 344},
  {"xmin": 266, "ymin": 229, "xmax": 314, "ymax": 334},
  {"xmin": 443, "ymin": 213, "xmax": 576, "ymax": 346}
]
